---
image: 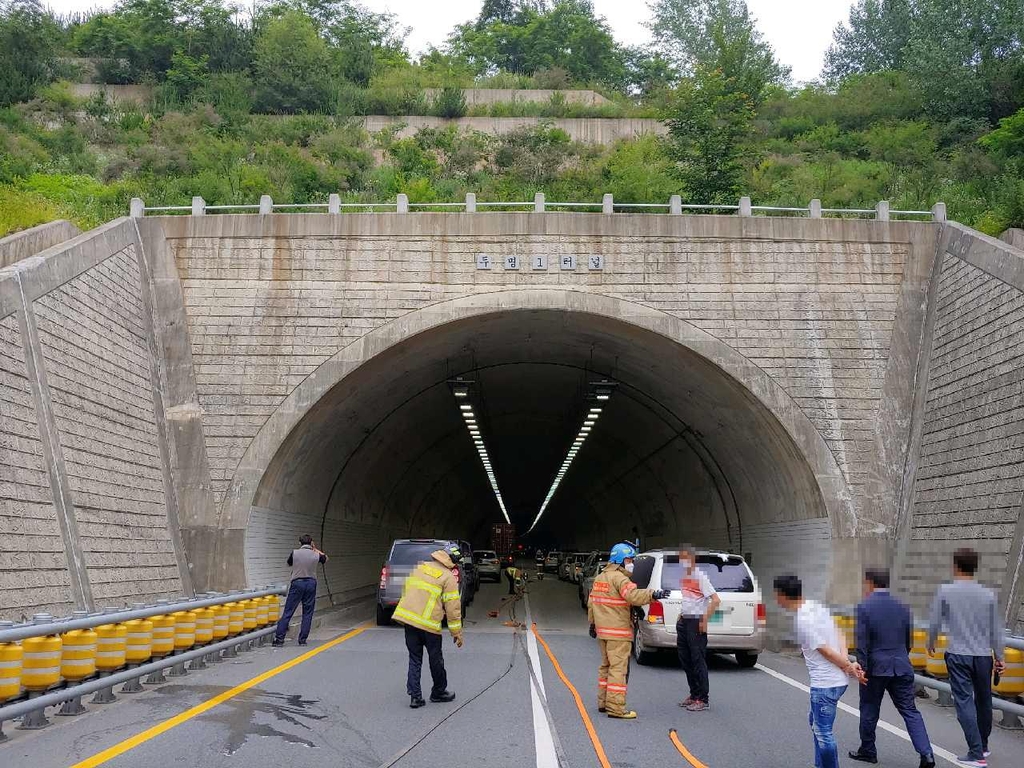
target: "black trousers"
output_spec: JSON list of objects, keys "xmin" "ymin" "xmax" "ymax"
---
[
  {"xmin": 858, "ymin": 673, "xmax": 932, "ymax": 758},
  {"xmin": 946, "ymin": 653, "xmax": 993, "ymax": 760},
  {"xmin": 506, "ymin": 571, "xmax": 517, "ymax": 594},
  {"xmin": 404, "ymin": 625, "xmax": 447, "ymax": 699},
  {"xmin": 676, "ymin": 618, "xmax": 709, "ymax": 702}
]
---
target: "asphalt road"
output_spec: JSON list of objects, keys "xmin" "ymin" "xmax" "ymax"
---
[{"xmin": 3, "ymin": 571, "xmax": 1022, "ymax": 768}]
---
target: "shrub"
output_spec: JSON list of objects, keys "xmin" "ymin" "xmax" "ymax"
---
[
  {"xmin": 0, "ymin": 185, "xmax": 59, "ymax": 236},
  {"xmin": 432, "ymin": 86, "xmax": 467, "ymax": 119}
]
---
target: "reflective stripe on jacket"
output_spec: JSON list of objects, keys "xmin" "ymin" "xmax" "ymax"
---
[
  {"xmin": 394, "ymin": 551, "xmax": 463, "ymax": 636},
  {"xmin": 587, "ymin": 563, "xmax": 655, "ymax": 641}
]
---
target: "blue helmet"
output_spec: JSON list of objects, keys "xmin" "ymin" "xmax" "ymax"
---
[
  {"xmin": 444, "ymin": 542, "xmax": 464, "ymax": 565},
  {"xmin": 609, "ymin": 542, "xmax": 637, "ymax": 565}
]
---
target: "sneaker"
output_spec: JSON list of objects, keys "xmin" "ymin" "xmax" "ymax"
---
[
  {"xmin": 983, "ymin": 750, "xmax": 991, "ymax": 759},
  {"xmin": 686, "ymin": 700, "xmax": 709, "ymax": 712},
  {"xmin": 297, "ymin": 641, "xmax": 308, "ymax": 646},
  {"xmin": 598, "ymin": 707, "xmax": 606, "ymax": 713},
  {"xmin": 607, "ymin": 710, "xmax": 638, "ymax": 720},
  {"xmin": 430, "ymin": 691, "xmax": 456, "ymax": 703},
  {"xmin": 919, "ymin": 755, "xmax": 936, "ymax": 768},
  {"xmin": 679, "ymin": 697, "xmax": 695, "ymax": 708},
  {"xmin": 271, "ymin": 640, "xmax": 284, "ymax": 647},
  {"xmin": 409, "ymin": 696, "xmax": 425, "ymax": 709},
  {"xmin": 956, "ymin": 757, "xmax": 986, "ymax": 768},
  {"xmin": 848, "ymin": 751, "xmax": 878, "ymax": 764}
]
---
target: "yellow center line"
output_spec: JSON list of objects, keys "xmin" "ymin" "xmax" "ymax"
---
[
  {"xmin": 70, "ymin": 624, "xmax": 370, "ymax": 768},
  {"xmin": 669, "ymin": 728, "xmax": 710, "ymax": 768}
]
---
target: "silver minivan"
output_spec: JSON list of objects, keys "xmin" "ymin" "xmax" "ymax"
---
[{"xmin": 631, "ymin": 549, "xmax": 766, "ymax": 667}]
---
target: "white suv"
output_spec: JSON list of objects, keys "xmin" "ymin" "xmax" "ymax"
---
[{"xmin": 632, "ymin": 549, "xmax": 766, "ymax": 667}]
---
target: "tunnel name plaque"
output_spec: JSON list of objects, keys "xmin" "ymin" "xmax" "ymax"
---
[{"xmin": 474, "ymin": 253, "xmax": 604, "ymax": 271}]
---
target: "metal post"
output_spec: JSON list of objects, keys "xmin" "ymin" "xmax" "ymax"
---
[
  {"xmin": 936, "ymin": 687, "xmax": 954, "ymax": 707},
  {"xmin": 396, "ymin": 194, "xmax": 409, "ymax": 213},
  {"xmin": 222, "ymin": 642, "xmax": 238, "ymax": 659},
  {"xmin": 191, "ymin": 196, "xmax": 205, "ymax": 216},
  {"xmin": 997, "ymin": 709, "xmax": 1024, "ymax": 729},
  {"xmin": 875, "ymin": 200, "xmax": 890, "ymax": 221},
  {"xmin": 739, "ymin": 197, "xmax": 752, "ymax": 217},
  {"xmin": 932, "ymin": 202, "xmax": 947, "ymax": 223},
  {"xmin": 130, "ymin": 198, "xmax": 145, "ymax": 218},
  {"xmin": 602, "ymin": 194, "xmax": 614, "ymax": 214},
  {"xmin": 465, "ymin": 192, "xmax": 476, "ymax": 213},
  {"xmin": 168, "ymin": 652, "xmax": 189, "ymax": 677},
  {"xmin": 120, "ymin": 663, "xmax": 143, "ymax": 693},
  {"xmin": 259, "ymin": 195, "xmax": 273, "ymax": 215},
  {"xmin": 91, "ymin": 671, "xmax": 116, "ymax": 704},
  {"xmin": 189, "ymin": 649, "xmax": 207, "ymax": 671},
  {"xmin": 809, "ymin": 199, "xmax": 822, "ymax": 219},
  {"xmin": 57, "ymin": 681, "xmax": 87, "ymax": 716},
  {"xmin": 534, "ymin": 193, "xmax": 545, "ymax": 213},
  {"xmin": 17, "ymin": 692, "xmax": 49, "ymax": 730},
  {"xmin": 669, "ymin": 195, "xmax": 682, "ymax": 215},
  {"xmin": 328, "ymin": 194, "xmax": 340, "ymax": 214}
]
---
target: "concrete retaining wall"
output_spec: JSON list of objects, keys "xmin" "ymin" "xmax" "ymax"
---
[
  {"xmin": 68, "ymin": 84, "xmax": 154, "ymax": 103},
  {"xmin": 361, "ymin": 116, "xmax": 666, "ymax": 143},
  {"xmin": 0, "ymin": 220, "xmax": 81, "ymax": 269},
  {"xmin": 423, "ymin": 88, "xmax": 612, "ymax": 106}
]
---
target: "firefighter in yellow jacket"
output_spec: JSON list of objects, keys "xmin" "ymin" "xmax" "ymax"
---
[
  {"xmin": 394, "ymin": 542, "xmax": 464, "ymax": 708},
  {"xmin": 587, "ymin": 542, "xmax": 669, "ymax": 719}
]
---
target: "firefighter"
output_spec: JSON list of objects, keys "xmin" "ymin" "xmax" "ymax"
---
[
  {"xmin": 393, "ymin": 542, "xmax": 464, "ymax": 708},
  {"xmin": 588, "ymin": 542, "xmax": 669, "ymax": 719}
]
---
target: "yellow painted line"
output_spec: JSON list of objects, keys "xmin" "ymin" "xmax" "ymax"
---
[
  {"xmin": 70, "ymin": 625, "xmax": 370, "ymax": 768},
  {"xmin": 669, "ymin": 728, "xmax": 710, "ymax": 768}
]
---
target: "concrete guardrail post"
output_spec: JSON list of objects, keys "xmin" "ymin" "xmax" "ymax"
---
[
  {"xmin": 875, "ymin": 200, "xmax": 890, "ymax": 221},
  {"xmin": 809, "ymin": 199, "xmax": 822, "ymax": 219},
  {"xmin": 534, "ymin": 192, "xmax": 545, "ymax": 213},
  {"xmin": 18, "ymin": 614, "xmax": 55, "ymax": 730},
  {"xmin": 669, "ymin": 195, "xmax": 682, "ymax": 215},
  {"xmin": 191, "ymin": 197, "xmax": 205, "ymax": 216},
  {"xmin": 739, "ymin": 197, "xmax": 752, "ymax": 217},
  {"xmin": 932, "ymin": 202, "xmax": 947, "ymax": 223},
  {"xmin": 396, "ymin": 194, "xmax": 409, "ymax": 213},
  {"xmin": 328, "ymin": 194, "xmax": 340, "ymax": 214},
  {"xmin": 603, "ymin": 194, "xmax": 614, "ymax": 214},
  {"xmin": 129, "ymin": 198, "xmax": 145, "ymax": 218},
  {"xmin": 259, "ymin": 195, "xmax": 273, "ymax": 215},
  {"xmin": 465, "ymin": 193, "xmax": 476, "ymax": 213}
]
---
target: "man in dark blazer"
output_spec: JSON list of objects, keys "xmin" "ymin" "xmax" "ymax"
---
[{"xmin": 849, "ymin": 568, "xmax": 935, "ymax": 768}]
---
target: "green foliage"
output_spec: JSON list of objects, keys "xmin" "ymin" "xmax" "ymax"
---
[
  {"xmin": 0, "ymin": 184, "xmax": 59, "ymax": 233},
  {"xmin": 431, "ymin": 86, "xmax": 468, "ymax": 119},
  {"xmin": 253, "ymin": 11, "xmax": 336, "ymax": 114},
  {"xmin": 0, "ymin": 1, "xmax": 60, "ymax": 107},
  {"xmin": 162, "ymin": 51, "xmax": 209, "ymax": 104}
]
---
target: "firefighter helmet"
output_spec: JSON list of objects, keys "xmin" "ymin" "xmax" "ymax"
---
[{"xmin": 608, "ymin": 542, "xmax": 637, "ymax": 564}]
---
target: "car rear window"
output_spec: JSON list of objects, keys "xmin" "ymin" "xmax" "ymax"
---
[
  {"xmin": 660, "ymin": 555, "xmax": 754, "ymax": 593},
  {"xmin": 389, "ymin": 542, "xmax": 443, "ymax": 565},
  {"xmin": 477, "ymin": 551, "xmax": 496, "ymax": 559}
]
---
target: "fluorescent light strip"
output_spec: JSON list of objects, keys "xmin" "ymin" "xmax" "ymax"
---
[
  {"xmin": 527, "ymin": 407, "xmax": 604, "ymax": 533},
  {"xmin": 457, "ymin": 404, "xmax": 511, "ymax": 525}
]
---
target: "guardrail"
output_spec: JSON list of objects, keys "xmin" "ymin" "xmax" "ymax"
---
[
  {"xmin": 130, "ymin": 193, "xmax": 948, "ymax": 222},
  {"xmin": 0, "ymin": 586, "xmax": 286, "ymax": 739}
]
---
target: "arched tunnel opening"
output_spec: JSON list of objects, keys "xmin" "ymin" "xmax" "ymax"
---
[{"xmin": 242, "ymin": 304, "xmax": 834, "ymax": 625}]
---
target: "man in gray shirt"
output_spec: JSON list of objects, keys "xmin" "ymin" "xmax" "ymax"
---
[
  {"xmin": 927, "ymin": 548, "xmax": 1005, "ymax": 768},
  {"xmin": 273, "ymin": 535, "xmax": 328, "ymax": 647}
]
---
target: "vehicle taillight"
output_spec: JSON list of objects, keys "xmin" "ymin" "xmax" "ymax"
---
[
  {"xmin": 379, "ymin": 566, "xmax": 389, "ymax": 590},
  {"xmin": 648, "ymin": 600, "xmax": 664, "ymax": 625},
  {"xmin": 756, "ymin": 603, "xmax": 767, "ymax": 626}
]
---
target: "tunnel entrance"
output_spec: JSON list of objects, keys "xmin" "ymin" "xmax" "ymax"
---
[{"xmin": 232, "ymin": 291, "xmax": 846, "ymax": 607}]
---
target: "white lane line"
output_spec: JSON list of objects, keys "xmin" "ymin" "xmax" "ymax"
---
[
  {"xmin": 755, "ymin": 663, "xmax": 959, "ymax": 766},
  {"xmin": 524, "ymin": 593, "xmax": 559, "ymax": 768}
]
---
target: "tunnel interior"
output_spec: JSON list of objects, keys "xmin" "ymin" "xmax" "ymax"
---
[{"xmin": 248, "ymin": 309, "xmax": 829, "ymax": 600}]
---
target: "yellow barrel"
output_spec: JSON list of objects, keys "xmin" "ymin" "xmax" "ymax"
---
[
  {"xmin": 256, "ymin": 598, "xmax": 270, "ymax": 627},
  {"xmin": 994, "ymin": 648, "xmax": 1024, "ymax": 696},
  {"xmin": 241, "ymin": 600, "xmax": 257, "ymax": 631},
  {"xmin": 226, "ymin": 603, "xmax": 244, "ymax": 636},
  {"xmin": 0, "ymin": 641, "xmax": 23, "ymax": 701},
  {"xmin": 125, "ymin": 618, "xmax": 153, "ymax": 664},
  {"xmin": 267, "ymin": 594, "xmax": 280, "ymax": 622},
  {"xmin": 21, "ymin": 635, "xmax": 62, "ymax": 691},
  {"xmin": 926, "ymin": 635, "xmax": 948, "ymax": 678},
  {"xmin": 172, "ymin": 611, "xmax": 197, "ymax": 651},
  {"xmin": 910, "ymin": 629, "xmax": 928, "ymax": 671},
  {"xmin": 95, "ymin": 623, "xmax": 128, "ymax": 672},
  {"xmin": 150, "ymin": 615, "xmax": 176, "ymax": 658},
  {"xmin": 60, "ymin": 628, "xmax": 98, "ymax": 682},
  {"xmin": 835, "ymin": 616, "xmax": 855, "ymax": 652},
  {"xmin": 194, "ymin": 608, "xmax": 214, "ymax": 645},
  {"xmin": 212, "ymin": 605, "xmax": 230, "ymax": 640}
]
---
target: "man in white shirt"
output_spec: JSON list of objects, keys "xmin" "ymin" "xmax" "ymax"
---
[
  {"xmin": 676, "ymin": 546, "xmax": 721, "ymax": 712},
  {"xmin": 775, "ymin": 574, "xmax": 862, "ymax": 768}
]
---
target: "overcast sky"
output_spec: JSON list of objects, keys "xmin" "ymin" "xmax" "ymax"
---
[{"xmin": 43, "ymin": 0, "xmax": 853, "ymax": 82}]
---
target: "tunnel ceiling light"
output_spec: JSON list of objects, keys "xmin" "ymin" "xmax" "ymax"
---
[
  {"xmin": 448, "ymin": 380, "xmax": 511, "ymax": 526},
  {"xmin": 527, "ymin": 389, "xmax": 614, "ymax": 534}
]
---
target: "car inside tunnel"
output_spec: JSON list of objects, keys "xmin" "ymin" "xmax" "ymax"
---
[{"xmin": 243, "ymin": 306, "xmax": 833, "ymax": 616}]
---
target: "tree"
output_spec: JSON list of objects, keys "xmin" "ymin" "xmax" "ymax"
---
[
  {"xmin": 0, "ymin": 0, "xmax": 59, "ymax": 106},
  {"xmin": 647, "ymin": 0, "xmax": 788, "ymax": 103},
  {"xmin": 823, "ymin": 0, "xmax": 914, "ymax": 82},
  {"xmin": 253, "ymin": 10, "xmax": 336, "ymax": 113},
  {"xmin": 664, "ymin": 66, "xmax": 756, "ymax": 204},
  {"xmin": 163, "ymin": 51, "xmax": 209, "ymax": 103}
]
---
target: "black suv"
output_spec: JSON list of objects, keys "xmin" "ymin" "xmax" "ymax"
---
[{"xmin": 377, "ymin": 539, "xmax": 469, "ymax": 626}]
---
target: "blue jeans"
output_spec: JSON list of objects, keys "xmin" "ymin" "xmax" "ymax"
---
[
  {"xmin": 945, "ymin": 653, "xmax": 993, "ymax": 760},
  {"xmin": 809, "ymin": 685, "xmax": 847, "ymax": 768},
  {"xmin": 275, "ymin": 578, "xmax": 317, "ymax": 643}
]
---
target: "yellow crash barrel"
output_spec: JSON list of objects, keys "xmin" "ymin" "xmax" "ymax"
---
[
  {"xmin": 194, "ymin": 608, "xmax": 214, "ymax": 645},
  {"xmin": 0, "ymin": 641, "xmax": 23, "ymax": 701},
  {"xmin": 994, "ymin": 648, "xmax": 1024, "ymax": 696},
  {"xmin": 926, "ymin": 636, "xmax": 948, "ymax": 678},
  {"xmin": 256, "ymin": 598, "xmax": 270, "ymax": 627},
  {"xmin": 226, "ymin": 603, "xmax": 244, "ymax": 636},
  {"xmin": 836, "ymin": 616, "xmax": 855, "ymax": 652},
  {"xmin": 60, "ymin": 628, "xmax": 98, "ymax": 682},
  {"xmin": 909, "ymin": 629, "xmax": 928, "ymax": 671},
  {"xmin": 267, "ymin": 595, "xmax": 281, "ymax": 622},
  {"xmin": 125, "ymin": 619, "xmax": 153, "ymax": 664},
  {"xmin": 212, "ymin": 605, "xmax": 230, "ymax": 640},
  {"xmin": 95, "ymin": 623, "xmax": 128, "ymax": 672},
  {"xmin": 21, "ymin": 635, "xmax": 62, "ymax": 692},
  {"xmin": 172, "ymin": 611, "xmax": 197, "ymax": 651},
  {"xmin": 150, "ymin": 615, "xmax": 176, "ymax": 658},
  {"xmin": 241, "ymin": 600, "xmax": 257, "ymax": 631}
]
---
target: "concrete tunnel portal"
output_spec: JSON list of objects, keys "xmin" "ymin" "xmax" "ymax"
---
[{"xmin": 237, "ymin": 292, "xmax": 842, "ymax": 605}]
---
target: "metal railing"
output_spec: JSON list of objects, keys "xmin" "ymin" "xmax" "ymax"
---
[{"xmin": 130, "ymin": 193, "xmax": 948, "ymax": 222}]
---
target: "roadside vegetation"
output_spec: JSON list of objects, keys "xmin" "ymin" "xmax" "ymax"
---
[{"xmin": 0, "ymin": 0, "xmax": 1021, "ymax": 236}]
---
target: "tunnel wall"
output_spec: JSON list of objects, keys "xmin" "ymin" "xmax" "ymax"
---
[
  {"xmin": 896, "ymin": 225, "xmax": 1024, "ymax": 634},
  {"xmin": 0, "ymin": 219, "xmax": 191, "ymax": 621}
]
